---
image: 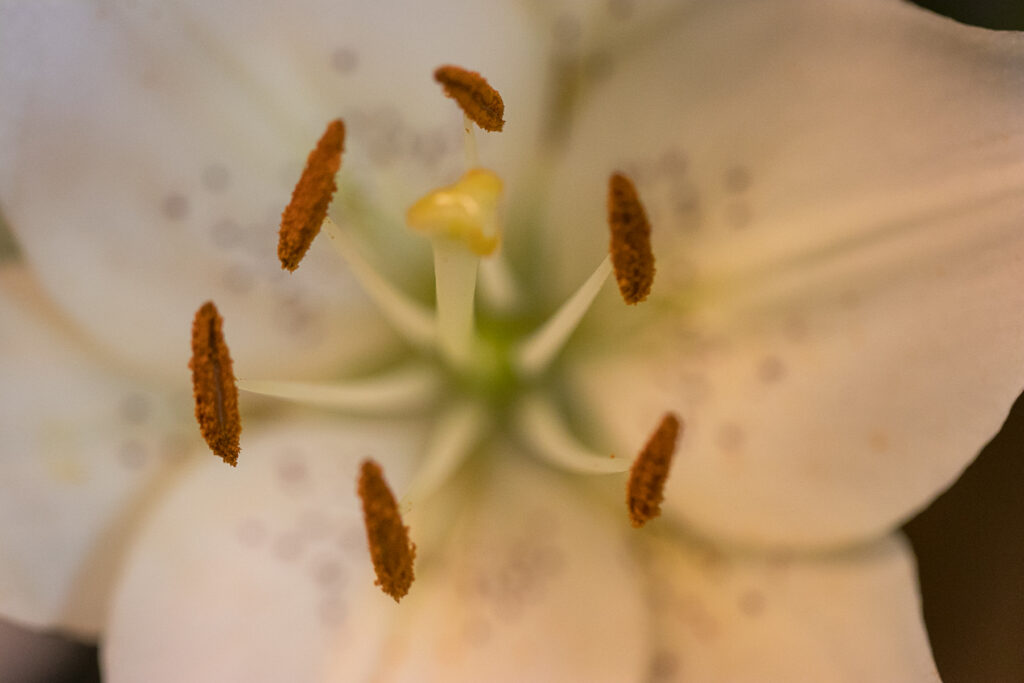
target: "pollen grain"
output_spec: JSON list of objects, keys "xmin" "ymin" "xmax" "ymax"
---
[
  {"xmin": 358, "ymin": 459, "xmax": 416, "ymax": 601},
  {"xmin": 278, "ymin": 118, "xmax": 345, "ymax": 271},
  {"xmin": 627, "ymin": 413, "xmax": 682, "ymax": 527},
  {"xmin": 608, "ymin": 172, "xmax": 655, "ymax": 304},
  {"xmin": 434, "ymin": 65, "xmax": 505, "ymax": 132},
  {"xmin": 189, "ymin": 301, "xmax": 241, "ymax": 466}
]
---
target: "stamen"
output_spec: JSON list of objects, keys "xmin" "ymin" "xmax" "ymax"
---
[
  {"xmin": 324, "ymin": 218, "xmax": 436, "ymax": 348},
  {"xmin": 608, "ymin": 172, "xmax": 655, "ymax": 304},
  {"xmin": 237, "ymin": 364, "xmax": 441, "ymax": 415},
  {"xmin": 189, "ymin": 301, "xmax": 241, "ymax": 466},
  {"xmin": 434, "ymin": 65, "xmax": 505, "ymax": 132},
  {"xmin": 278, "ymin": 119, "xmax": 345, "ymax": 271},
  {"xmin": 358, "ymin": 460, "xmax": 416, "ymax": 601},
  {"xmin": 462, "ymin": 114, "xmax": 479, "ymax": 167},
  {"xmin": 399, "ymin": 402, "xmax": 489, "ymax": 514},
  {"xmin": 626, "ymin": 413, "xmax": 682, "ymax": 528},
  {"xmin": 515, "ymin": 256, "xmax": 612, "ymax": 377},
  {"xmin": 514, "ymin": 394, "xmax": 631, "ymax": 474},
  {"xmin": 478, "ymin": 249, "xmax": 523, "ymax": 313}
]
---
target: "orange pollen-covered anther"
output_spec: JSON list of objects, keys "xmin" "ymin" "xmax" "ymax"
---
[
  {"xmin": 608, "ymin": 172, "xmax": 655, "ymax": 305},
  {"xmin": 358, "ymin": 459, "xmax": 416, "ymax": 601},
  {"xmin": 434, "ymin": 65, "xmax": 505, "ymax": 132},
  {"xmin": 278, "ymin": 118, "xmax": 345, "ymax": 271},
  {"xmin": 626, "ymin": 413, "xmax": 682, "ymax": 528},
  {"xmin": 189, "ymin": 301, "xmax": 241, "ymax": 466}
]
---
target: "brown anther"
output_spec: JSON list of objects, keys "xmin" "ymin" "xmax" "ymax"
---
[
  {"xmin": 189, "ymin": 301, "xmax": 241, "ymax": 466},
  {"xmin": 278, "ymin": 119, "xmax": 345, "ymax": 271},
  {"xmin": 434, "ymin": 65, "xmax": 505, "ymax": 132},
  {"xmin": 626, "ymin": 413, "xmax": 682, "ymax": 527},
  {"xmin": 358, "ymin": 459, "xmax": 416, "ymax": 601},
  {"xmin": 608, "ymin": 172, "xmax": 655, "ymax": 304}
]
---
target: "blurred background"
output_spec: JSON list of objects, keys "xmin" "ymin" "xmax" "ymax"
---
[
  {"xmin": 1, "ymin": 0, "xmax": 1022, "ymax": 681},
  {"xmin": 892, "ymin": 5, "xmax": 1024, "ymax": 682}
]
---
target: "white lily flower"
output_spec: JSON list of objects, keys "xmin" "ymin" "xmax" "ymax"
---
[{"xmin": 1, "ymin": 0, "xmax": 1022, "ymax": 680}]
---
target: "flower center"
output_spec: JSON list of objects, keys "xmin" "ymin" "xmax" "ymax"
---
[{"xmin": 189, "ymin": 65, "xmax": 680, "ymax": 602}]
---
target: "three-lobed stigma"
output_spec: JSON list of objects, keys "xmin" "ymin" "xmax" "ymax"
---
[{"xmin": 406, "ymin": 168, "xmax": 504, "ymax": 256}]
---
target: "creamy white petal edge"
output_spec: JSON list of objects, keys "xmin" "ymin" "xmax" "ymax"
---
[
  {"xmin": 637, "ymin": 530, "xmax": 939, "ymax": 682},
  {"xmin": 550, "ymin": 0, "xmax": 1024, "ymax": 546},
  {"xmin": 102, "ymin": 427, "xmax": 650, "ymax": 683},
  {"xmin": 0, "ymin": 0, "xmax": 548, "ymax": 384},
  {"xmin": 0, "ymin": 265, "xmax": 197, "ymax": 635}
]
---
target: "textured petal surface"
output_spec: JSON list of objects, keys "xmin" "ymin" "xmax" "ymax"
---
[
  {"xmin": 0, "ymin": 0, "xmax": 546, "ymax": 383},
  {"xmin": 553, "ymin": 0, "xmax": 1024, "ymax": 546},
  {"xmin": 374, "ymin": 455, "xmax": 649, "ymax": 683},
  {"xmin": 636, "ymin": 531, "xmax": 938, "ymax": 682},
  {"xmin": 103, "ymin": 419, "xmax": 425, "ymax": 683},
  {"xmin": 0, "ymin": 265, "xmax": 195, "ymax": 635}
]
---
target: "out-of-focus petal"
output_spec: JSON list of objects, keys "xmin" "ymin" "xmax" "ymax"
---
[
  {"xmin": 636, "ymin": 531, "xmax": 938, "ymax": 682},
  {"xmin": 103, "ymin": 419, "xmax": 427, "ymax": 683},
  {"xmin": 0, "ymin": 0, "xmax": 547, "ymax": 383},
  {"xmin": 374, "ymin": 455, "xmax": 649, "ymax": 683},
  {"xmin": 0, "ymin": 265, "xmax": 195, "ymax": 635},
  {"xmin": 552, "ymin": 0, "xmax": 1024, "ymax": 547}
]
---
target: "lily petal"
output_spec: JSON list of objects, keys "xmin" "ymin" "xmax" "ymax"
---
[
  {"xmin": 375, "ymin": 455, "xmax": 649, "ymax": 682},
  {"xmin": 0, "ymin": 265, "xmax": 194, "ymax": 635},
  {"xmin": 523, "ymin": 0, "xmax": 691, "ymax": 61},
  {"xmin": 552, "ymin": 0, "xmax": 1024, "ymax": 547},
  {"xmin": 0, "ymin": 0, "xmax": 546, "ymax": 383},
  {"xmin": 638, "ymin": 531, "xmax": 938, "ymax": 682},
  {"xmin": 102, "ymin": 419, "xmax": 426, "ymax": 683}
]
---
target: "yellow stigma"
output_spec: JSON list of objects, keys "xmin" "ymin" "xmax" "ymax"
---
[{"xmin": 406, "ymin": 168, "xmax": 503, "ymax": 256}]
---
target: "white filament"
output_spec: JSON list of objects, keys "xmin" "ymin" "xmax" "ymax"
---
[
  {"xmin": 514, "ymin": 393, "xmax": 630, "ymax": 474},
  {"xmin": 479, "ymin": 249, "xmax": 522, "ymax": 313},
  {"xmin": 237, "ymin": 364, "xmax": 441, "ymax": 414},
  {"xmin": 463, "ymin": 113, "xmax": 479, "ymax": 167},
  {"xmin": 323, "ymin": 217, "xmax": 436, "ymax": 348},
  {"xmin": 514, "ymin": 256, "xmax": 612, "ymax": 377},
  {"xmin": 400, "ymin": 401, "xmax": 489, "ymax": 514}
]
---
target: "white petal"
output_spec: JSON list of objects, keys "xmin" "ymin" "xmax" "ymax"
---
[
  {"xmin": 552, "ymin": 0, "xmax": 1024, "ymax": 546},
  {"xmin": 523, "ymin": 0, "xmax": 691, "ymax": 61},
  {"xmin": 375, "ymin": 455, "xmax": 649, "ymax": 683},
  {"xmin": 638, "ymin": 531, "xmax": 938, "ymax": 682},
  {"xmin": 542, "ymin": 0, "xmax": 1024, "ymax": 291},
  {"xmin": 0, "ymin": 0, "xmax": 547, "ymax": 383},
  {"xmin": 0, "ymin": 265, "xmax": 196, "ymax": 635},
  {"xmin": 103, "ymin": 418, "xmax": 426, "ymax": 683}
]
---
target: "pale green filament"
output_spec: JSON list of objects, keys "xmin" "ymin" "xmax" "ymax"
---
[
  {"xmin": 237, "ymin": 364, "xmax": 441, "ymax": 415},
  {"xmin": 514, "ymin": 393, "xmax": 631, "ymax": 474},
  {"xmin": 515, "ymin": 256, "xmax": 612, "ymax": 377},
  {"xmin": 324, "ymin": 217, "xmax": 435, "ymax": 348}
]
